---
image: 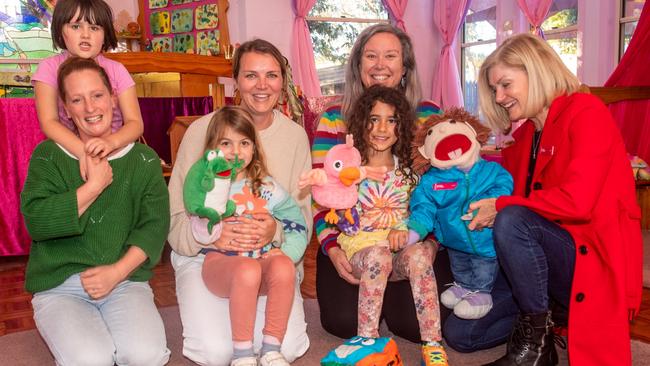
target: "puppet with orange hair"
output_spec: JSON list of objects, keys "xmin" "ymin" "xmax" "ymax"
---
[{"xmin": 407, "ymin": 107, "xmax": 513, "ymax": 320}]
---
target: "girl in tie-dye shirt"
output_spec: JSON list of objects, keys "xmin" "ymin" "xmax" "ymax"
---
[{"xmin": 333, "ymin": 85, "xmax": 448, "ymax": 365}]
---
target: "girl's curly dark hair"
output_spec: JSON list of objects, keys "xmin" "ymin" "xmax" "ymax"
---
[{"xmin": 347, "ymin": 85, "xmax": 417, "ymax": 187}]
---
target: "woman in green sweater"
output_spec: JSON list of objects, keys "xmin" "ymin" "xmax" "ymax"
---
[{"xmin": 21, "ymin": 57, "xmax": 170, "ymax": 366}]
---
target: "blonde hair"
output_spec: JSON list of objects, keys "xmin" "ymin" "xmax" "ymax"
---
[
  {"xmin": 478, "ymin": 33, "xmax": 580, "ymax": 133},
  {"xmin": 205, "ymin": 106, "xmax": 270, "ymax": 196}
]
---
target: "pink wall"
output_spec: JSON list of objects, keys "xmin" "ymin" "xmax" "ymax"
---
[{"xmin": 226, "ymin": 0, "xmax": 294, "ymax": 58}]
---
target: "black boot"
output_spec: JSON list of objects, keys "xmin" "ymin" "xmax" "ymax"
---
[{"xmin": 484, "ymin": 311, "xmax": 558, "ymax": 366}]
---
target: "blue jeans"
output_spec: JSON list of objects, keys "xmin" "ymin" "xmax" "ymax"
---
[
  {"xmin": 443, "ymin": 269, "xmax": 519, "ymax": 352},
  {"xmin": 31, "ymin": 274, "xmax": 170, "ymax": 366},
  {"xmin": 447, "ymin": 248, "xmax": 498, "ymax": 292},
  {"xmin": 493, "ymin": 205, "xmax": 575, "ymax": 313}
]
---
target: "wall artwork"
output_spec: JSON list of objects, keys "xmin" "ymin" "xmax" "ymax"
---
[
  {"xmin": 0, "ymin": 0, "xmax": 57, "ymax": 97},
  {"xmin": 144, "ymin": 0, "xmax": 220, "ymax": 55}
]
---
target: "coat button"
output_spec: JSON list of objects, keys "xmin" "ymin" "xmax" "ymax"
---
[
  {"xmin": 533, "ymin": 182, "xmax": 542, "ymax": 190},
  {"xmin": 576, "ymin": 293, "xmax": 585, "ymax": 302},
  {"xmin": 579, "ymin": 245, "xmax": 588, "ymax": 255}
]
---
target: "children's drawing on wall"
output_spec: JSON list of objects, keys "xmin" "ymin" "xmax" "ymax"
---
[{"xmin": 0, "ymin": 0, "xmax": 56, "ymax": 97}]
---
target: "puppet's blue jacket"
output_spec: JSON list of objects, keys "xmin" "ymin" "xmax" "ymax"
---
[{"xmin": 408, "ymin": 158, "xmax": 513, "ymax": 258}]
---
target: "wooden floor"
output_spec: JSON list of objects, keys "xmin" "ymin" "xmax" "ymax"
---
[{"xmin": 2, "ymin": 238, "xmax": 649, "ymax": 344}]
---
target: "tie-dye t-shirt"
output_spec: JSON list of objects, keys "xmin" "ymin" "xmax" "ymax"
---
[{"xmin": 356, "ymin": 166, "xmax": 412, "ymax": 232}]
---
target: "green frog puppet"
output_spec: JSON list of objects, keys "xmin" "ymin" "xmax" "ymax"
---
[{"xmin": 183, "ymin": 149, "xmax": 242, "ymax": 233}]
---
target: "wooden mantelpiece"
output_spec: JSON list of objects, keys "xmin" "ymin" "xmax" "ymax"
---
[
  {"xmin": 105, "ymin": 52, "xmax": 232, "ymax": 108},
  {"xmin": 104, "ymin": 52, "xmax": 231, "ymax": 76}
]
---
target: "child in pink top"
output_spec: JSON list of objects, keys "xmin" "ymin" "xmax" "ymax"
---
[{"xmin": 32, "ymin": 0, "xmax": 143, "ymax": 179}]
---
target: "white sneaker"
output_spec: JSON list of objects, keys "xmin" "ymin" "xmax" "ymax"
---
[
  {"xmin": 230, "ymin": 356, "xmax": 258, "ymax": 366},
  {"xmin": 453, "ymin": 291, "xmax": 493, "ymax": 319},
  {"xmin": 259, "ymin": 351, "xmax": 290, "ymax": 366},
  {"xmin": 440, "ymin": 283, "xmax": 471, "ymax": 309}
]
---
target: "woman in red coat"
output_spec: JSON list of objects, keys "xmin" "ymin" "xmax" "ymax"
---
[{"xmin": 471, "ymin": 33, "xmax": 642, "ymax": 366}]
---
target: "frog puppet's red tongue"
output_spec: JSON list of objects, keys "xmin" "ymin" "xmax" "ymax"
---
[
  {"xmin": 216, "ymin": 169, "xmax": 232, "ymax": 177},
  {"xmin": 434, "ymin": 134, "xmax": 472, "ymax": 161}
]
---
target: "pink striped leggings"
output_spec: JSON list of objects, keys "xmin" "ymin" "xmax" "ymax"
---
[{"xmin": 201, "ymin": 252, "xmax": 296, "ymax": 342}]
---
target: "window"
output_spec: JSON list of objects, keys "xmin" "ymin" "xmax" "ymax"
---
[
  {"xmin": 307, "ymin": 0, "xmax": 388, "ymax": 95},
  {"xmin": 461, "ymin": 0, "xmax": 497, "ymax": 116},
  {"xmin": 619, "ymin": 0, "xmax": 646, "ymax": 59},
  {"xmin": 541, "ymin": 0, "xmax": 578, "ymax": 75}
]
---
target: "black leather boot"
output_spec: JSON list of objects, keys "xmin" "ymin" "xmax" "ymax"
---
[{"xmin": 484, "ymin": 311, "xmax": 558, "ymax": 366}]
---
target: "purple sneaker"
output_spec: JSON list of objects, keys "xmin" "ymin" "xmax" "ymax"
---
[
  {"xmin": 440, "ymin": 283, "xmax": 471, "ymax": 309},
  {"xmin": 453, "ymin": 292, "xmax": 493, "ymax": 319}
]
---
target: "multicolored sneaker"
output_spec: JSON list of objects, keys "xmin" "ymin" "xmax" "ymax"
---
[
  {"xmin": 453, "ymin": 291, "xmax": 493, "ymax": 319},
  {"xmin": 421, "ymin": 341, "xmax": 449, "ymax": 366},
  {"xmin": 440, "ymin": 283, "xmax": 471, "ymax": 309}
]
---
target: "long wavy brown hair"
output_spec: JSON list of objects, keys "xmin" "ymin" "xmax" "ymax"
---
[
  {"xmin": 411, "ymin": 107, "xmax": 491, "ymax": 175},
  {"xmin": 205, "ymin": 106, "xmax": 270, "ymax": 196},
  {"xmin": 347, "ymin": 85, "xmax": 417, "ymax": 187}
]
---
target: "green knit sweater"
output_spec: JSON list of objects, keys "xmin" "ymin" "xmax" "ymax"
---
[{"xmin": 21, "ymin": 141, "xmax": 170, "ymax": 293}]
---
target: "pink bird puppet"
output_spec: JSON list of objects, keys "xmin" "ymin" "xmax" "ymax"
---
[{"xmin": 299, "ymin": 134, "xmax": 387, "ymax": 225}]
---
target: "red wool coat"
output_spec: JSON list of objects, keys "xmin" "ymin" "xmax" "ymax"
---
[{"xmin": 496, "ymin": 93, "xmax": 642, "ymax": 365}]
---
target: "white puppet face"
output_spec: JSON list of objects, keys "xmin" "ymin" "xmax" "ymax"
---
[{"xmin": 418, "ymin": 119, "xmax": 481, "ymax": 171}]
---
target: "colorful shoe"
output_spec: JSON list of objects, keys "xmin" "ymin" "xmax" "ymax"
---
[
  {"xmin": 230, "ymin": 356, "xmax": 258, "ymax": 366},
  {"xmin": 440, "ymin": 283, "xmax": 471, "ymax": 309},
  {"xmin": 260, "ymin": 351, "xmax": 290, "ymax": 366},
  {"xmin": 453, "ymin": 291, "xmax": 493, "ymax": 319},
  {"xmin": 421, "ymin": 341, "xmax": 449, "ymax": 366},
  {"xmin": 321, "ymin": 336, "xmax": 403, "ymax": 365}
]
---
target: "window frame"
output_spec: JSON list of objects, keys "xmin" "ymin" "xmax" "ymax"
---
[
  {"xmin": 540, "ymin": 2, "xmax": 579, "ymax": 76},
  {"xmin": 618, "ymin": 0, "xmax": 645, "ymax": 60},
  {"xmin": 460, "ymin": 4, "xmax": 497, "ymax": 116}
]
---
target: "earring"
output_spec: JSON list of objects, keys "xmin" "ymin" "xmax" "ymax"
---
[{"xmin": 400, "ymin": 75, "xmax": 406, "ymax": 88}]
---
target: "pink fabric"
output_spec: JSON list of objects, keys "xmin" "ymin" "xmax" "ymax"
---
[
  {"xmin": 382, "ymin": 0, "xmax": 408, "ymax": 32},
  {"xmin": 0, "ymin": 99, "xmax": 45, "ymax": 256},
  {"xmin": 515, "ymin": 0, "xmax": 553, "ymax": 37},
  {"xmin": 137, "ymin": 96, "xmax": 213, "ymax": 164},
  {"xmin": 32, "ymin": 51, "xmax": 135, "ymax": 132},
  {"xmin": 291, "ymin": 0, "xmax": 322, "ymax": 97},
  {"xmin": 605, "ymin": 1, "xmax": 650, "ymax": 163},
  {"xmin": 431, "ymin": 0, "xmax": 470, "ymax": 109}
]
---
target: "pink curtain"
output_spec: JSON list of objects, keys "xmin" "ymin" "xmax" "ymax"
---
[
  {"xmin": 516, "ymin": 0, "xmax": 553, "ymax": 37},
  {"xmin": 382, "ymin": 0, "xmax": 408, "ymax": 32},
  {"xmin": 605, "ymin": 1, "xmax": 650, "ymax": 163},
  {"xmin": 291, "ymin": 0, "xmax": 322, "ymax": 97},
  {"xmin": 431, "ymin": 0, "xmax": 471, "ymax": 109}
]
